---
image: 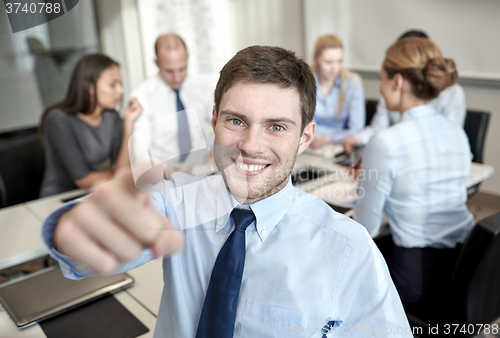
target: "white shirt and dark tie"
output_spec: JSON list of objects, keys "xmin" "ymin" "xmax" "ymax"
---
[
  {"xmin": 130, "ymin": 74, "xmax": 214, "ymax": 165},
  {"xmin": 41, "ymin": 174, "xmax": 412, "ymax": 337}
]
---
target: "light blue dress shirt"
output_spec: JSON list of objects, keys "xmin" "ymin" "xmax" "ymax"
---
[
  {"xmin": 353, "ymin": 104, "xmax": 474, "ymax": 248},
  {"xmin": 314, "ymin": 75, "xmax": 365, "ymax": 144},
  {"xmin": 356, "ymin": 83, "xmax": 466, "ymax": 145},
  {"xmin": 41, "ymin": 174, "xmax": 412, "ymax": 337}
]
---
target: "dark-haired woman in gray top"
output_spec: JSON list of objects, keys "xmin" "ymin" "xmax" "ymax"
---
[{"xmin": 39, "ymin": 54, "xmax": 142, "ymax": 197}]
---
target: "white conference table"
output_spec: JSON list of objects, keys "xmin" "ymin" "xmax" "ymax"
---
[
  {"xmin": 295, "ymin": 152, "xmax": 495, "ymax": 207},
  {"xmin": 0, "ymin": 190, "xmax": 158, "ymax": 338},
  {"xmin": 0, "ymin": 156, "xmax": 495, "ymax": 336},
  {"xmin": 0, "ymin": 290, "xmax": 157, "ymax": 338}
]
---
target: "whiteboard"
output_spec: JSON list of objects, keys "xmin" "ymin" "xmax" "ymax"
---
[{"xmin": 304, "ymin": 0, "xmax": 500, "ymax": 80}]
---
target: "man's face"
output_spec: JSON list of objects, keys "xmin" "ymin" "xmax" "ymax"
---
[
  {"xmin": 155, "ymin": 48, "xmax": 188, "ymax": 90},
  {"xmin": 316, "ymin": 47, "xmax": 343, "ymax": 81},
  {"xmin": 212, "ymin": 82, "xmax": 315, "ymax": 204}
]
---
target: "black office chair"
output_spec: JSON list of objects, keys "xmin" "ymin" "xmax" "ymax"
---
[
  {"xmin": 464, "ymin": 110, "xmax": 490, "ymax": 164},
  {"xmin": 407, "ymin": 212, "xmax": 500, "ymax": 337},
  {"xmin": 365, "ymin": 99, "xmax": 379, "ymax": 126},
  {"xmin": 463, "ymin": 110, "xmax": 490, "ymax": 196},
  {"xmin": 0, "ymin": 128, "xmax": 45, "ymax": 208}
]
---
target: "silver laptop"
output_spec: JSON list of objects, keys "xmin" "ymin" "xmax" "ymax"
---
[{"xmin": 0, "ymin": 266, "xmax": 134, "ymax": 328}]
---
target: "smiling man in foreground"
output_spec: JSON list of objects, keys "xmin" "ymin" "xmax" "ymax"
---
[{"xmin": 41, "ymin": 46, "xmax": 412, "ymax": 337}]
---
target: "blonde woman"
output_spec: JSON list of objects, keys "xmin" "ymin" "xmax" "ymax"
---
[
  {"xmin": 353, "ymin": 37, "xmax": 473, "ymax": 319},
  {"xmin": 309, "ymin": 34, "xmax": 365, "ymax": 148}
]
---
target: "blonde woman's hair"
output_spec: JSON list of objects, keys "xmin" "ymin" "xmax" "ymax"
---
[
  {"xmin": 383, "ymin": 37, "xmax": 457, "ymax": 100},
  {"xmin": 313, "ymin": 34, "xmax": 361, "ymax": 118}
]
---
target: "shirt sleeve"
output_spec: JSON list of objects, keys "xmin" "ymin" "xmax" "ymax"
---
[
  {"xmin": 439, "ymin": 84, "xmax": 467, "ymax": 127},
  {"xmin": 334, "ymin": 230, "xmax": 413, "ymax": 337},
  {"xmin": 356, "ymin": 98, "xmax": 391, "ymax": 146},
  {"xmin": 44, "ymin": 110, "xmax": 91, "ymax": 181},
  {"xmin": 129, "ymin": 89, "xmax": 153, "ymax": 165},
  {"xmin": 353, "ymin": 135, "xmax": 393, "ymax": 236},
  {"xmin": 40, "ymin": 196, "xmax": 159, "ymax": 280},
  {"xmin": 331, "ymin": 78, "xmax": 366, "ymax": 144}
]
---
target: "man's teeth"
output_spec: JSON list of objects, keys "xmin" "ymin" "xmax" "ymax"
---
[{"xmin": 236, "ymin": 162, "xmax": 266, "ymax": 172}]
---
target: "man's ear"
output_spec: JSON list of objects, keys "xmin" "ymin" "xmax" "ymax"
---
[
  {"xmin": 154, "ymin": 58, "xmax": 159, "ymax": 69},
  {"xmin": 211, "ymin": 106, "xmax": 217, "ymax": 132},
  {"xmin": 297, "ymin": 121, "xmax": 316, "ymax": 155}
]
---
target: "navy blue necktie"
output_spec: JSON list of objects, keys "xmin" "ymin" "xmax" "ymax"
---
[
  {"xmin": 196, "ymin": 208, "xmax": 256, "ymax": 338},
  {"xmin": 322, "ymin": 320, "xmax": 334, "ymax": 337},
  {"xmin": 175, "ymin": 90, "xmax": 192, "ymax": 162}
]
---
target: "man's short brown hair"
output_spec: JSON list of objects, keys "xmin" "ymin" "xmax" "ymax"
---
[{"xmin": 214, "ymin": 46, "xmax": 316, "ymax": 133}]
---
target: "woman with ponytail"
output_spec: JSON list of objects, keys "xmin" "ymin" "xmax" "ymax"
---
[
  {"xmin": 39, "ymin": 54, "xmax": 142, "ymax": 197},
  {"xmin": 309, "ymin": 34, "xmax": 365, "ymax": 148},
  {"xmin": 353, "ymin": 37, "xmax": 473, "ymax": 318}
]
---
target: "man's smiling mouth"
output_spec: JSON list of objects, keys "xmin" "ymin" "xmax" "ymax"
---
[{"xmin": 232, "ymin": 159, "xmax": 270, "ymax": 173}]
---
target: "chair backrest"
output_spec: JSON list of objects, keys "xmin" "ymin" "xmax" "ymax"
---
[
  {"xmin": 452, "ymin": 212, "xmax": 500, "ymax": 326},
  {"xmin": 365, "ymin": 99, "xmax": 379, "ymax": 126},
  {"xmin": 0, "ymin": 129, "xmax": 45, "ymax": 208},
  {"xmin": 464, "ymin": 110, "xmax": 490, "ymax": 164}
]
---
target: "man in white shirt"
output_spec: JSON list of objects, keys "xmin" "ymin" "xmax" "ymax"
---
[
  {"xmin": 131, "ymin": 33, "xmax": 214, "ymax": 168},
  {"xmin": 42, "ymin": 46, "xmax": 413, "ymax": 337}
]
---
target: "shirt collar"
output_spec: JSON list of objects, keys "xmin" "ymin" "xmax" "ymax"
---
[
  {"xmin": 315, "ymin": 76, "xmax": 341, "ymax": 101},
  {"xmin": 400, "ymin": 104, "xmax": 437, "ymax": 123},
  {"xmin": 251, "ymin": 179, "xmax": 295, "ymax": 242},
  {"xmin": 215, "ymin": 179, "xmax": 296, "ymax": 242},
  {"xmin": 155, "ymin": 73, "xmax": 187, "ymax": 93},
  {"xmin": 213, "ymin": 176, "xmax": 240, "ymax": 234},
  {"xmin": 315, "ymin": 75, "xmax": 341, "ymax": 87}
]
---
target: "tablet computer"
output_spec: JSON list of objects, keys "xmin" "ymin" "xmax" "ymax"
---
[{"xmin": 0, "ymin": 266, "xmax": 134, "ymax": 328}]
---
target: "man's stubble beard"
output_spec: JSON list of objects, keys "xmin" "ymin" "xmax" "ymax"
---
[{"xmin": 213, "ymin": 144, "xmax": 297, "ymax": 205}]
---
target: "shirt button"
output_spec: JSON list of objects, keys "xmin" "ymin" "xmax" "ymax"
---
[
  {"xmin": 261, "ymin": 229, "xmax": 267, "ymax": 236},
  {"xmin": 218, "ymin": 220, "xmax": 223, "ymax": 226}
]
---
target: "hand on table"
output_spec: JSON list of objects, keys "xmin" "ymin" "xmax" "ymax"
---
[
  {"xmin": 348, "ymin": 161, "xmax": 362, "ymax": 181},
  {"xmin": 54, "ymin": 167, "xmax": 185, "ymax": 274},
  {"xmin": 342, "ymin": 136, "xmax": 358, "ymax": 154}
]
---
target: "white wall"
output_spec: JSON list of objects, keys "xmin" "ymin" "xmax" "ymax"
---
[
  {"xmin": 304, "ymin": 0, "xmax": 500, "ymax": 80},
  {"xmin": 138, "ymin": 0, "xmax": 233, "ymax": 79},
  {"xmin": 95, "ymin": 0, "xmax": 144, "ymax": 102},
  {"xmin": 230, "ymin": 0, "xmax": 305, "ymax": 58}
]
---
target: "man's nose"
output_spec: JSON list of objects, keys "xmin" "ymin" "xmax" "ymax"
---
[
  {"xmin": 237, "ymin": 127, "xmax": 265, "ymax": 156},
  {"xmin": 173, "ymin": 71, "xmax": 182, "ymax": 83}
]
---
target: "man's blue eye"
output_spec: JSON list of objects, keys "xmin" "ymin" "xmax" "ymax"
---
[
  {"xmin": 232, "ymin": 119, "xmax": 242, "ymax": 125},
  {"xmin": 271, "ymin": 125, "xmax": 283, "ymax": 132}
]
